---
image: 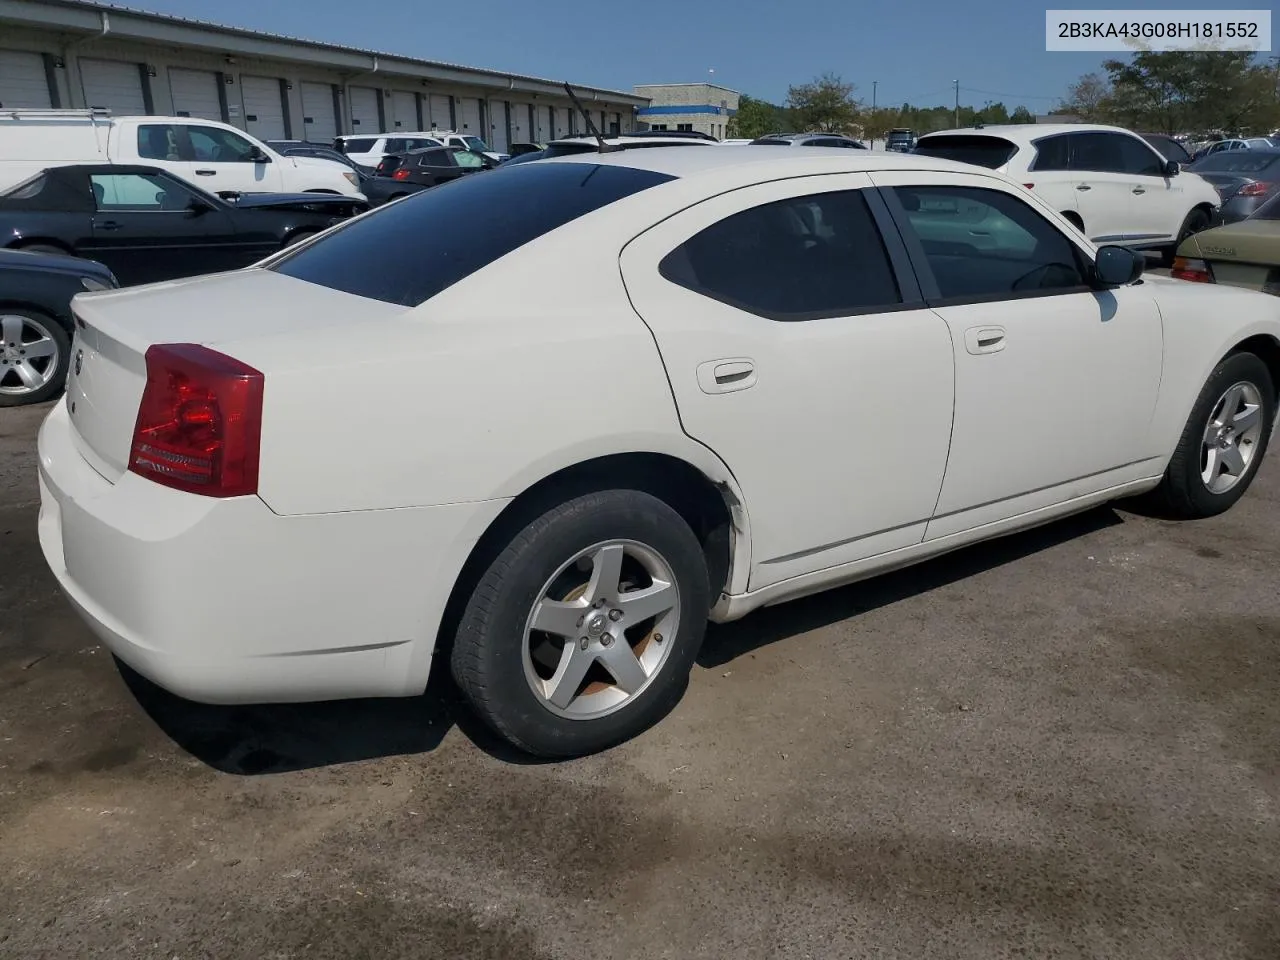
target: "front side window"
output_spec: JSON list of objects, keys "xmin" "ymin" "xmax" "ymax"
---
[
  {"xmin": 91, "ymin": 172, "xmax": 196, "ymax": 211},
  {"xmin": 137, "ymin": 124, "xmax": 184, "ymax": 161},
  {"xmin": 659, "ymin": 190, "xmax": 901, "ymax": 320},
  {"xmin": 461, "ymin": 136, "xmax": 488, "ymax": 151},
  {"xmin": 271, "ymin": 162, "xmax": 674, "ymax": 306},
  {"xmin": 893, "ymin": 185, "xmax": 1086, "ymax": 302},
  {"xmin": 1068, "ymin": 133, "xmax": 1126, "ymax": 173},
  {"xmin": 188, "ymin": 126, "xmax": 257, "ymax": 163},
  {"xmin": 454, "ymin": 150, "xmax": 485, "ymax": 169},
  {"xmin": 1116, "ymin": 135, "xmax": 1166, "ymax": 176},
  {"xmin": 415, "ymin": 148, "xmax": 454, "ymax": 167}
]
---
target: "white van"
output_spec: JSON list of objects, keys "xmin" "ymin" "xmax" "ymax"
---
[{"xmin": 0, "ymin": 110, "xmax": 365, "ymax": 200}]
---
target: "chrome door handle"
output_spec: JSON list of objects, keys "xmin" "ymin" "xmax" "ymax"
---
[
  {"xmin": 696, "ymin": 358, "xmax": 756, "ymax": 394},
  {"xmin": 964, "ymin": 326, "xmax": 1006, "ymax": 355}
]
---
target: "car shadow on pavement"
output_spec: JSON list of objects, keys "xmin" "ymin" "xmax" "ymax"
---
[
  {"xmin": 121, "ymin": 505, "xmax": 1125, "ymax": 775},
  {"xmin": 698, "ymin": 505, "xmax": 1125, "ymax": 668}
]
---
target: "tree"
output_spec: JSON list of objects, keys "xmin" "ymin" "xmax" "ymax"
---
[
  {"xmin": 786, "ymin": 72, "xmax": 861, "ymax": 134},
  {"xmin": 725, "ymin": 94, "xmax": 785, "ymax": 139},
  {"xmin": 1059, "ymin": 71, "xmax": 1112, "ymax": 121},
  {"xmin": 1010, "ymin": 105, "xmax": 1036, "ymax": 124}
]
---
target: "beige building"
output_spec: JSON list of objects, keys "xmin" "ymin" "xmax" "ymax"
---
[
  {"xmin": 0, "ymin": 0, "xmax": 646, "ymax": 151},
  {"xmin": 633, "ymin": 82, "xmax": 739, "ymax": 139}
]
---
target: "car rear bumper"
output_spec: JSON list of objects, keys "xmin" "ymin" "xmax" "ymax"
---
[{"xmin": 38, "ymin": 399, "xmax": 506, "ymax": 704}]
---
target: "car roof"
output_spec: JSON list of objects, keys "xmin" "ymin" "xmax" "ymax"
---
[
  {"xmin": 547, "ymin": 135, "xmax": 714, "ymax": 147},
  {"xmin": 540, "ymin": 144, "xmax": 980, "ymax": 179},
  {"xmin": 920, "ymin": 123, "xmax": 1141, "ymax": 144}
]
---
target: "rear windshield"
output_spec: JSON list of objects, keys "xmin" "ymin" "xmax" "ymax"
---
[
  {"xmin": 912, "ymin": 135, "xmax": 1017, "ymax": 169},
  {"xmin": 271, "ymin": 162, "xmax": 674, "ymax": 306},
  {"xmin": 1194, "ymin": 152, "xmax": 1280, "ymax": 173}
]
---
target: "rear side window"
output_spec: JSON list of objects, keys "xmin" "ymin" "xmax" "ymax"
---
[
  {"xmin": 271, "ymin": 162, "xmax": 674, "ymax": 306},
  {"xmin": 1030, "ymin": 134, "xmax": 1070, "ymax": 171},
  {"xmin": 342, "ymin": 138, "xmax": 378, "ymax": 153},
  {"xmin": 0, "ymin": 170, "xmax": 94, "ymax": 211},
  {"xmin": 912, "ymin": 135, "xmax": 1017, "ymax": 169},
  {"xmin": 138, "ymin": 124, "xmax": 185, "ymax": 161},
  {"xmin": 659, "ymin": 190, "xmax": 900, "ymax": 320}
]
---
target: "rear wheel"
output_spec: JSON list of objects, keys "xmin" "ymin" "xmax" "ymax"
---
[
  {"xmin": 1162, "ymin": 207, "xmax": 1211, "ymax": 267},
  {"xmin": 451, "ymin": 490, "xmax": 710, "ymax": 757},
  {"xmin": 0, "ymin": 309, "xmax": 71, "ymax": 407},
  {"xmin": 16, "ymin": 243, "xmax": 72, "ymax": 257},
  {"xmin": 1149, "ymin": 352, "xmax": 1274, "ymax": 518}
]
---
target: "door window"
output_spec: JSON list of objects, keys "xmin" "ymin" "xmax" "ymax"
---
[
  {"xmin": 383, "ymin": 138, "xmax": 408, "ymax": 153},
  {"xmin": 187, "ymin": 126, "xmax": 258, "ymax": 162},
  {"xmin": 137, "ymin": 124, "xmax": 185, "ymax": 161},
  {"xmin": 659, "ymin": 190, "xmax": 901, "ymax": 320},
  {"xmin": 1115, "ymin": 135, "xmax": 1165, "ymax": 176},
  {"xmin": 1029, "ymin": 134, "xmax": 1071, "ymax": 171},
  {"xmin": 1068, "ymin": 132, "xmax": 1126, "ymax": 172},
  {"xmin": 893, "ymin": 185, "xmax": 1087, "ymax": 302},
  {"xmin": 90, "ymin": 172, "xmax": 196, "ymax": 211}
]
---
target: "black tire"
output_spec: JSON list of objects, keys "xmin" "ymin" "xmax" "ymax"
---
[
  {"xmin": 1161, "ymin": 207, "xmax": 1211, "ymax": 267},
  {"xmin": 0, "ymin": 308, "xmax": 72, "ymax": 407},
  {"xmin": 17, "ymin": 243, "xmax": 72, "ymax": 257},
  {"xmin": 451, "ymin": 489, "xmax": 711, "ymax": 758},
  {"xmin": 1148, "ymin": 351, "xmax": 1274, "ymax": 519}
]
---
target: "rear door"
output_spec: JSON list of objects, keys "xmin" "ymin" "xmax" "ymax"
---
[
  {"xmin": 620, "ymin": 173, "xmax": 955, "ymax": 588},
  {"xmin": 1064, "ymin": 132, "xmax": 1135, "ymax": 242},
  {"xmin": 83, "ymin": 170, "xmax": 237, "ymax": 284}
]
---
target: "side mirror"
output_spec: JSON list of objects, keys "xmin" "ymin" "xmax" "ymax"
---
[
  {"xmin": 186, "ymin": 197, "xmax": 213, "ymax": 216},
  {"xmin": 1163, "ymin": 159, "xmax": 1180, "ymax": 177},
  {"xmin": 1092, "ymin": 245, "xmax": 1144, "ymax": 287},
  {"xmin": 248, "ymin": 146, "xmax": 271, "ymax": 163}
]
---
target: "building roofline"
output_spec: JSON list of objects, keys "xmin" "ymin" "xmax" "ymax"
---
[
  {"xmin": 633, "ymin": 82, "xmax": 740, "ymax": 95},
  {"xmin": 0, "ymin": 0, "xmax": 649, "ymax": 105}
]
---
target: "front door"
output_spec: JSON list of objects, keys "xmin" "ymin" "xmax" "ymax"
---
[
  {"xmin": 1114, "ymin": 132, "xmax": 1184, "ymax": 241},
  {"xmin": 872, "ymin": 172, "xmax": 1164, "ymax": 540},
  {"xmin": 1066, "ymin": 131, "xmax": 1137, "ymax": 243},
  {"xmin": 84, "ymin": 170, "xmax": 238, "ymax": 284},
  {"xmin": 620, "ymin": 173, "xmax": 956, "ymax": 588}
]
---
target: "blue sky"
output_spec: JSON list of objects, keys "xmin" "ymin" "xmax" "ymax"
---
[{"xmin": 125, "ymin": 0, "xmax": 1235, "ymax": 109}]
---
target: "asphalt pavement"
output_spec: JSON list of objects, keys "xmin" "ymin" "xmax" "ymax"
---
[{"xmin": 2, "ymin": 395, "xmax": 1277, "ymax": 960}]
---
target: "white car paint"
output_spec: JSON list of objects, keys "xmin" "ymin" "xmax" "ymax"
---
[
  {"xmin": 38, "ymin": 147, "xmax": 1280, "ymax": 708},
  {"xmin": 0, "ymin": 111, "xmax": 364, "ymax": 198},
  {"xmin": 334, "ymin": 132, "xmax": 443, "ymax": 168},
  {"xmin": 915, "ymin": 123, "xmax": 1221, "ymax": 249}
]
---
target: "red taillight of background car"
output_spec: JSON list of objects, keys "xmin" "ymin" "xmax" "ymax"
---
[
  {"xmin": 129, "ymin": 343, "xmax": 264, "ymax": 497},
  {"xmin": 1170, "ymin": 257, "xmax": 1214, "ymax": 284},
  {"xmin": 1238, "ymin": 181, "xmax": 1275, "ymax": 197},
  {"xmin": 392, "ymin": 168, "xmax": 411, "ymax": 181}
]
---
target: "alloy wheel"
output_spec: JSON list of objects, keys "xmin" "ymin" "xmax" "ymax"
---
[
  {"xmin": 1201, "ymin": 380, "xmax": 1264, "ymax": 494},
  {"xmin": 0, "ymin": 314, "xmax": 61, "ymax": 398}
]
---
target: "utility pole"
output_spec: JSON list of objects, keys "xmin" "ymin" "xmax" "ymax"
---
[
  {"xmin": 872, "ymin": 80, "xmax": 878, "ymax": 148},
  {"xmin": 954, "ymin": 80, "xmax": 960, "ymax": 128}
]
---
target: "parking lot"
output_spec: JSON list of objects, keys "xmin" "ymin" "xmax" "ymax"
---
[{"xmin": 3, "ymin": 367, "xmax": 1279, "ymax": 959}]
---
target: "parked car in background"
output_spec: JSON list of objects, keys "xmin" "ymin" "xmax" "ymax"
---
[
  {"xmin": 750, "ymin": 133, "xmax": 867, "ymax": 149},
  {"xmin": 0, "ymin": 247, "xmax": 117, "ymax": 406},
  {"xmin": 332, "ymin": 133, "xmax": 443, "ymax": 170},
  {"xmin": 1193, "ymin": 137, "xmax": 1280, "ymax": 162},
  {"xmin": 362, "ymin": 146, "xmax": 495, "ymax": 206},
  {"xmin": 507, "ymin": 142, "xmax": 545, "ymax": 157},
  {"xmin": 1172, "ymin": 191, "xmax": 1280, "ymax": 294},
  {"xmin": 38, "ymin": 147, "xmax": 1280, "ymax": 759},
  {"xmin": 885, "ymin": 129, "xmax": 917, "ymax": 153},
  {"xmin": 267, "ymin": 141, "xmax": 374, "ymax": 177},
  {"xmin": 498, "ymin": 134, "xmax": 717, "ymax": 167},
  {"xmin": 425, "ymin": 131, "xmax": 509, "ymax": 163},
  {"xmin": 630, "ymin": 130, "xmax": 719, "ymax": 142},
  {"xmin": 0, "ymin": 110, "xmax": 364, "ymax": 199},
  {"xmin": 1140, "ymin": 133, "xmax": 1193, "ymax": 166},
  {"xmin": 913, "ymin": 123, "xmax": 1219, "ymax": 264},
  {"xmin": 1188, "ymin": 149, "xmax": 1280, "ymax": 224},
  {"xmin": 718, "ymin": 138, "xmax": 753, "ymax": 146},
  {"xmin": 0, "ymin": 164, "xmax": 365, "ymax": 285}
]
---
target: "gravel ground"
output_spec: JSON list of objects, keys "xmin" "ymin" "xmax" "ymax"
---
[{"xmin": 2, "ymin": 395, "xmax": 1277, "ymax": 960}]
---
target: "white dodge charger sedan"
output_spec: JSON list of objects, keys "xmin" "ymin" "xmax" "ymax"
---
[{"xmin": 38, "ymin": 147, "xmax": 1280, "ymax": 757}]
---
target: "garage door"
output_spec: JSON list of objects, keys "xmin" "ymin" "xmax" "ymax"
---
[
  {"xmin": 348, "ymin": 85, "xmax": 379, "ymax": 133},
  {"xmin": 427, "ymin": 94, "xmax": 451, "ymax": 131},
  {"xmin": 300, "ymin": 81, "xmax": 337, "ymax": 144},
  {"xmin": 487, "ymin": 101, "xmax": 509, "ymax": 152},
  {"xmin": 241, "ymin": 75, "xmax": 286, "ymax": 140},
  {"xmin": 389, "ymin": 90, "xmax": 418, "ymax": 130},
  {"xmin": 168, "ymin": 67, "xmax": 221, "ymax": 122},
  {"xmin": 80, "ymin": 58, "xmax": 146, "ymax": 114},
  {"xmin": 0, "ymin": 50, "xmax": 52, "ymax": 109},
  {"xmin": 507, "ymin": 101, "xmax": 529, "ymax": 144},
  {"xmin": 457, "ymin": 97, "xmax": 481, "ymax": 140}
]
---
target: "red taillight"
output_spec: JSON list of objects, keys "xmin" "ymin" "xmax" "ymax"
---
[
  {"xmin": 392, "ymin": 168, "xmax": 411, "ymax": 181},
  {"xmin": 1238, "ymin": 181, "xmax": 1274, "ymax": 197},
  {"xmin": 1023, "ymin": 183, "xmax": 1035, "ymax": 189},
  {"xmin": 129, "ymin": 343, "xmax": 263, "ymax": 498},
  {"xmin": 1170, "ymin": 257, "xmax": 1213, "ymax": 283}
]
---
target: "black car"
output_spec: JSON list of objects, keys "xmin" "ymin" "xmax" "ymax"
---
[
  {"xmin": 0, "ymin": 247, "xmax": 118, "ymax": 406},
  {"xmin": 0, "ymin": 164, "xmax": 367, "ymax": 286},
  {"xmin": 267, "ymin": 140, "xmax": 376, "ymax": 177},
  {"xmin": 363, "ymin": 146, "xmax": 495, "ymax": 206},
  {"xmin": 1189, "ymin": 149, "xmax": 1280, "ymax": 224}
]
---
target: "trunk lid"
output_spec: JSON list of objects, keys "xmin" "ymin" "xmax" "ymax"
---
[
  {"xmin": 1196, "ymin": 172, "xmax": 1253, "ymax": 199},
  {"xmin": 64, "ymin": 268, "xmax": 405, "ymax": 482}
]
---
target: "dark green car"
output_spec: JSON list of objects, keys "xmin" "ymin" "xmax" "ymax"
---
[{"xmin": 1173, "ymin": 191, "xmax": 1280, "ymax": 294}]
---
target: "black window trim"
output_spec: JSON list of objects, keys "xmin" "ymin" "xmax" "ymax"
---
[
  {"xmin": 876, "ymin": 183, "xmax": 1098, "ymax": 309},
  {"xmin": 657, "ymin": 184, "xmax": 925, "ymax": 324}
]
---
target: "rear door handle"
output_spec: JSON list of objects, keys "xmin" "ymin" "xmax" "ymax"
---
[
  {"xmin": 97, "ymin": 220, "xmax": 122, "ymax": 231},
  {"xmin": 696, "ymin": 358, "xmax": 756, "ymax": 394},
  {"xmin": 195, "ymin": 169, "xmax": 216, "ymax": 176},
  {"xmin": 1075, "ymin": 184, "xmax": 1092, "ymax": 191},
  {"xmin": 964, "ymin": 326, "xmax": 1006, "ymax": 355}
]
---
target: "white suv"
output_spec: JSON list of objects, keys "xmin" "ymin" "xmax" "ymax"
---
[
  {"xmin": 333, "ymin": 133, "xmax": 444, "ymax": 169},
  {"xmin": 914, "ymin": 124, "xmax": 1220, "ymax": 263}
]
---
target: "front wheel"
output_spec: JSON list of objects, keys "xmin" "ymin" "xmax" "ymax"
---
[
  {"xmin": 1162, "ymin": 208, "xmax": 1211, "ymax": 267},
  {"xmin": 0, "ymin": 309, "xmax": 72, "ymax": 407},
  {"xmin": 1149, "ymin": 352, "xmax": 1274, "ymax": 518},
  {"xmin": 451, "ymin": 490, "xmax": 710, "ymax": 757}
]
